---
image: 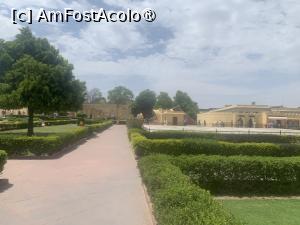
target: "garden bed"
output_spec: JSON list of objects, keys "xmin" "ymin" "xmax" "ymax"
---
[{"xmin": 0, "ymin": 121, "xmax": 112, "ymax": 157}]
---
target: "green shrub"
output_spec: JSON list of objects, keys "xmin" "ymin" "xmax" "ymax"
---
[
  {"xmin": 145, "ymin": 131, "xmax": 300, "ymax": 143},
  {"xmin": 171, "ymin": 155, "xmax": 300, "ymax": 195},
  {"xmin": 0, "ymin": 121, "xmax": 113, "ymax": 157},
  {"xmin": 130, "ymin": 130, "xmax": 300, "ymax": 157},
  {"xmin": 138, "ymin": 155, "xmax": 241, "ymax": 225},
  {"xmin": 0, "ymin": 150, "xmax": 7, "ymax": 173},
  {"xmin": 127, "ymin": 118, "xmax": 143, "ymax": 129}
]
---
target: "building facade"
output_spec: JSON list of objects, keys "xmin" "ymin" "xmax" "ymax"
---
[
  {"xmin": 152, "ymin": 108, "xmax": 187, "ymax": 125},
  {"xmin": 0, "ymin": 108, "xmax": 28, "ymax": 117},
  {"xmin": 82, "ymin": 103, "xmax": 131, "ymax": 120},
  {"xmin": 197, "ymin": 104, "xmax": 300, "ymax": 129}
]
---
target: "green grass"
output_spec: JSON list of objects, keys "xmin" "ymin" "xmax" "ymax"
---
[
  {"xmin": 221, "ymin": 199, "xmax": 300, "ymax": 225},
  {"xmin": 0, "ymin": 124, "xmax": 80, "ymax": 136}
]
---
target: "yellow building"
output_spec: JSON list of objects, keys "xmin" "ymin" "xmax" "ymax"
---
[
  {"xmin": 82, "ymin": 103, "xmax": 130, "ymax": 120},
  {"xmin": 0, "ymin": 108, "xmax": 28, "ymax": 117},
  {"xmin": 152, "ymin": 108, "xmax": 187, "ymax": 125},
  {"xmin": 197, "ymin": 104, "xmax": 300, "ymax": 129}
]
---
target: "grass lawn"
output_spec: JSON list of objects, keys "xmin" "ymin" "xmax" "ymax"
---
[
  {"xmin": 221, "ymin": 199, "xmax": 300, "ymax": 225},
  {"xmin": 0, "ymin": 124, "xmax": 81, "ymax": 136}
]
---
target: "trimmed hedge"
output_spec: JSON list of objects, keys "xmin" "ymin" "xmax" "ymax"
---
[
  {"xmin": 0, "ymin": 121, "xmax": 113, "ymax": 157},
  {"xmin": 130, "ymin": 130, "xmax": 300, "ymax": 157},
  {"xmin": 138, "ymin": 155, "xmax": 241, "ymax": 225},
  {"xmin": 145, "ymin": 130, "xmax": 300, "ymax": 144},
  {"xmin": 0, "ymin": 120, "xmax": 78, "ymax": 131},
  {"xmin": 0, "ymin": 150, "xmax": 7, "ymax": 173},
  {"xmin": 171, "ymin": 155, "xmax": 300, "ymax": 195}
]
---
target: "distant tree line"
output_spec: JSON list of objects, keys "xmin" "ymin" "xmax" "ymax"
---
[{"xmin": 86, "ymin": 87, "xmax": 199, "ymax": 120}]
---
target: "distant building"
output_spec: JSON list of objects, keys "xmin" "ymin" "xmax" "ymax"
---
[
  {"xmin": 197, "ymin": 104, "xmax": 300, "ymax": 129},
  {"xmin": 82, "ymin": 103, "xmax": 131, "ymax": 120},
  {"xmin": 0, "ymin": 108, "xmax": 28, "ymax": 117},
  {"xmin": 152, "ymin": 107, "xmax": 188, "ymax": 125}
]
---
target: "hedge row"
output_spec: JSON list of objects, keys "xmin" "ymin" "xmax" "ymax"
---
[
  {"xmin": 171, "ymin": 155, "xmax": 300, "ymax": 195},
  {"xmin": 138, "ymin": 155, "xmax": 241, "ymax": 225},
  {"xmin": 0, "ymin": 120, "xmax": 78, "ymax": 131},
  {"xmin": 144, "ymin": 130, "xmax": 300, "ymax": 143},
  {"xmin": 130, "ymin": 130, "xmax": 300, "ymax": 157},
  {"xmin": 0, "ymin": 150, "xmax": 7, "ymax": 173},
  {"xmin": 0, "ymin": 121, "xmax": 113, "ymax": 157}
]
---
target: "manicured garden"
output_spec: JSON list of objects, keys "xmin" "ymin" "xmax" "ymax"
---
[
  {"xmin": 0, "ymin": 121, "xmax": 112, "ymax": 157},
  {"xmin": 129, "ymin": 127, "xmax": 300, "ymax": 225}
]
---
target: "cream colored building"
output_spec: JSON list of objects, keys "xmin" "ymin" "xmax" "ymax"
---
[
  {"xmin": 197, "ymin": 104, "xmax": 300, "ymax": 129},
  {"xmin": 0, "ymin": 108, "xmax": 28, "ymax": 117},
  {"xmin": 82, "ymin": 103, "xmax": 131, "ymax": 120},
  {"xmin": 152, "ymin": 108, "xmax": 187, "ymax": 125}
]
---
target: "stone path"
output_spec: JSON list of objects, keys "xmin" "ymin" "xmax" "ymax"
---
[{"xmin": 0, "ymin": 125, "xmax": 153, "ymax": 225}]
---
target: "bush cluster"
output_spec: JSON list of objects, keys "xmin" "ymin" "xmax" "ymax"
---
[
  {"xmin": 145, "ymin": 130, "xmax": 300, "ymax": 143},
  {"xmin": 0, "ymin": 150, "xmax": 7, "ymax": 173},
  {"xmin": 138, "ymin": 155, "xmax": 241, "ymax": 225},
  {"xmin": 130, "ymin": 130, "xmax": 300, "ymax": 157},
  {"xmin": 0, "ymin": 121, "xmax": 112, "ymax": 157},
  {"xmin": 171, "ymin": 155, "xmax": 300, "ymax": 195}
]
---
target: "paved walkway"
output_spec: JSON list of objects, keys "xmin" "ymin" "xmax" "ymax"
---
[{"xmin": 0, "ymin": 125, "xmax": 153, "ymax": 225}]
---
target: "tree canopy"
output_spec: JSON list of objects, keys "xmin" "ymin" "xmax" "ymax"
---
[
  {"xmin": 107, "ymin": 86, "xmax": 134, "ymax": 105},
  {"xmin": 155, "ymin": 92, "xmax": 173, "ymax": 109},
  {"xmin": 133, "ymin": 89, "xmax": 156, "ymax": 119},
  {"xmin": 174, "ymin": 90, "xmax": 199, "ymax": 119},
  {"xmin": 0, "ymin": 28, "xmax": 86, "ymax": 136}
]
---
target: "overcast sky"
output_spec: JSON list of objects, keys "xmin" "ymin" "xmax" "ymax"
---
[{"xmin": 1, "ymin": 0, "xmax": 300, "ymax": 108}]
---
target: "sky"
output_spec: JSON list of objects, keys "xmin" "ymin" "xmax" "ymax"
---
[{"xmin": 0, "ymin": 0, "xmax": 300, "ymax": 108}]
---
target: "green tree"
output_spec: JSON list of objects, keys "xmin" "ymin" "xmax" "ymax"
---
[
  {"xmin": 174, "ymin": 90, "xmax": 199, "ymax": 119},
  {"xmin": 134, "ymin": 89, "xmax": 156, "ymax": 120},
  {"xmin": 0, "ymin": 28, "xmax": 86, "ymax": 136},
  {"xmin": 87, "ymin": 88, "xmax": 106, "ymax": 103},
  {"xmin": 107, "ymin": 86, "xmax": 134, "ymax": 121},
  {"xmin": 155, "ymin": 92, "xmax": 173, "ymax": 109}
]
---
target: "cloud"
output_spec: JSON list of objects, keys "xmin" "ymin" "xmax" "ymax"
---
[
  {"xmin": 1, "ymin": 0, "xmax": 300, "ymax": 107},
  {"xmin": 0, "ymin": 14, "xmax": 21, "ymax": 39}
]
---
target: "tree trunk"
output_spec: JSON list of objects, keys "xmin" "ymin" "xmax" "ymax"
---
[{"xmin": 27, "ymin": 107, "xmax": 34, "ymax": 136}]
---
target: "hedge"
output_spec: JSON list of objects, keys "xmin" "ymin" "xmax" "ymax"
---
[
  {"xmin": 0, "ymin": 121, "xmax": 113, "ymax": 157},
  {"xmin": 0, "ymin": 120, "xmax": 79, "ymax": 131},
  {"xmin": 0, "ymin": 150, "xmax": 7, "ymax": 173},
  {"xmin": 138, "ymin": 155, "xmax": 241, "ymax": 225},
  {"xmin": 130, "ymin": 130, "xmax": 300, "ymax": 157},
  {"xmin": 144, "ymin": 130, "xmax": 300, "ymax": 144},
  {"xmin": 171, "ymin": 155, "xmax": 300, "ymax": 195}
]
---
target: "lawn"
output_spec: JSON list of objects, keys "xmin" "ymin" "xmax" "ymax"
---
[{"xmin": 221, "ymin": 199, "xmax": 300, "ymax": 225}]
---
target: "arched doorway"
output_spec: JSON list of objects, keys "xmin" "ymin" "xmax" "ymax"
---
[
  {"xmin": 237, "ymin": 118, "xmax": 244, "ymax": 127},
  {"xmin": 248, "ymin": 118, "xmax": 254, "ymax": 128}
]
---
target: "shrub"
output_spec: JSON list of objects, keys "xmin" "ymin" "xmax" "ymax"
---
[
  {"xmin": 138, "ymin": 155, "xmax": 241, "ymax": 225},
  {"xmin": 171, "ymin": 155, "xmax": 300, "ymax": 195},
  {"xmin": 0, "ymin": 150, "xmax": 7, "ymax": 173},
  {"xmin": 145, "ymin": 131, "xmax": 300, "ymax": 143},
  {"xmin": 127, "ymin": 118, "xmax": 143, "ymax": 129},
  {"xmin": 130, "ymin": 130, "xmax": 300, "ymax": 157},
  {"xmin": 0, "ymin": 121, "xmax": 113, "ymax": 157}
]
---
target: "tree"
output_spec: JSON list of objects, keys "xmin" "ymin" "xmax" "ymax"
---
[
  {"xmin": 0, "ymin": 28, "xmax": 86, "ymax": 136},
  {"xmin": 107, "ymin": 86, "xmax": 134, "ymax": 121},
  {"xmin": 87, "ymin": 88, "xmax": 106, "ymax": 103},
  {"xmin": 155, "ymin": 92, "xmax": 173, "ymax": 109},
  {"xmin": 174, "ymin": 90, "xmax": 199, "ymax": 120},
  {"xmin": 134, "ymin": 89, "xmax": 156, "ymax": 120}
]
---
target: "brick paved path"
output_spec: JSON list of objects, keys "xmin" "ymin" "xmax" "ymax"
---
[{"xmin": 0, "ymin": 125, "xmax": 153, "ymax": 225}]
